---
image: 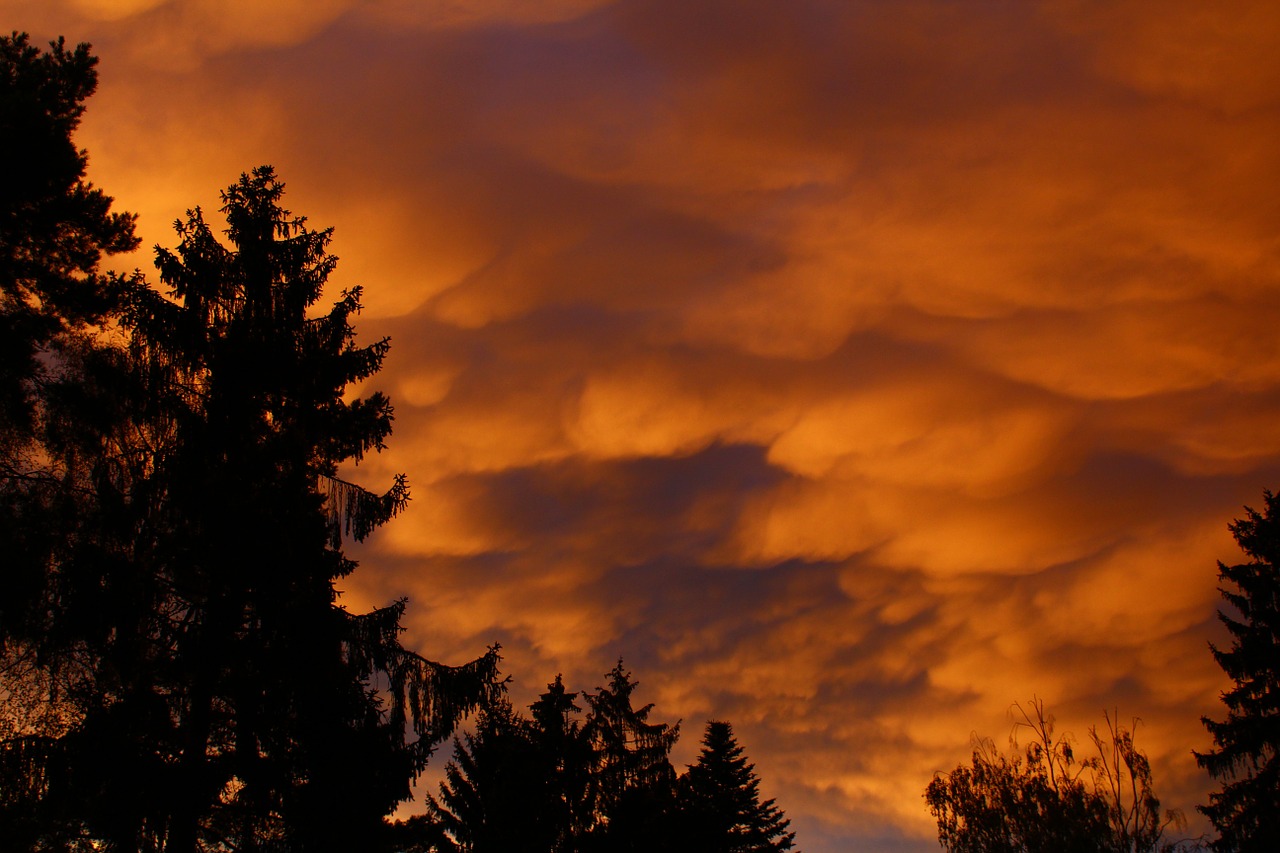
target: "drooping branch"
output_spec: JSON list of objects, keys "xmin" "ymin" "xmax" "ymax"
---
[{"xmin": 320, "ymin": 473, "xmax": 408, "ymax": 545}]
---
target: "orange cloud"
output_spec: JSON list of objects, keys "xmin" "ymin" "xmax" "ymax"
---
[{"xmin": 20, "ymin": 1, "xmax": 1280, "ymax": 849}]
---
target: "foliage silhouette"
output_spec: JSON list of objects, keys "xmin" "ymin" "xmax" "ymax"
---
[
  {"xmin": 408, "ymin": 697, "xmax": 555, "ymax": 853},
  {"xmin": 0, "ymin": 31, "xmax": 140, "ymax": 850},
  {"xmin": 528, "ymin": 675, "xmax": 595, "ymax": 851},
  {"xmin": 679, "ymin": 721, "xmax": 795, "ymax": 853},
  {"xmin": 0, "ymin": 93, "xmax": 502, "ymax": 848},
  {"xmin": 399, "ymin": 665, "xmax": 800, "ymax": 853},
  {"xmin": 578, "ymin": 660, "xmax": 681, "ymax": 852},
  {"xmin": 0, "ymin": 31, "xmax": 136, "ymax": 453},
  {"xmin": 1196, "ymin": 491, "xmax": 1280, "ymax": 852},
  {"xmin": 926, "ymin": 700, "xmax": 1187, "ymax": 853}
]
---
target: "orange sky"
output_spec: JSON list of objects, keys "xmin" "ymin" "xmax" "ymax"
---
[{"xmin": 10, "ymin": 1, "xmax": 1280, "ymax": 849}]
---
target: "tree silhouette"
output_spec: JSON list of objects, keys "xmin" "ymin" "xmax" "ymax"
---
[
  {"xmin": 926, "ymin": 701, "xmax": 1184, "ymax": 853},
  {"xmin": 2, "ymin": 162, "xmax": 501, "ymax": 851},
  {"xmin": 1196, "ymin": 491, "xmax": 1280, "ymax": 852},
  {"xmin": 0, "ymin": 30, "xmax": 137, "ymax": 706},
  {"xmin": 397, "ymin": 666, "xmax": 802, "ymax": 853},
  {"xmin": 679, "ymin": 721, "xmax": 796, "ymax": 853},
  {"xmin": 413, "ymin": 698, "xmax": 553, "ymax": 853},
  {"xmin": 528, "ymin": 675, "xmax": 594, "ymax": 851},
  {"xmin": 581, "ymin": 660, "xmax": 681, "ymax": 852},
  {"xmin": 0, "ymin": 32, "xmax": 136, "ymax": 454},
  {"xmin": 0, "ymin": 32, "xmax": 140, "ymax": 850}
]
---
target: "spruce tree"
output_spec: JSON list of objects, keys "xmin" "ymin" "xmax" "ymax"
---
[
  {"xmin": 529, "ymin": 675, "xmax": 594, "ymax": 851},
  {"xmin": 1196, "ymin": 491, "xmax": 1280, "ymax": 852},
  {"xmin": 3, "ymin": 164, "xmax": 501, "ymax": 851},
  {"xmin": 582, "ymin": 661, "xmax": 680, "ymax": 852},
  {"xmin": 417, "ymin": 698, "xmax": 551, "ymax": 853},
  {"xmin": 129, "ymin": 167, "xmax": 500, "ymax": 852},
  {"xmin": 680, "ymin": 721, "xmax": 796, "ymax": 853}
]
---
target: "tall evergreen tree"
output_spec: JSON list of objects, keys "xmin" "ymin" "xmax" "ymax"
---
[
  {"xmin": 679, "ymin": 721, "xmax": 796, "ymax": 853},
  {"xmin": 581, "ymin": 661, "xmax": 680, "ymax": 852},
  {"xmin": 3, "ymin": 163, "xmax": 501, "ymax": 851},
  {"xmin": 1196, "ymin": 491, "xmax": 1280, "ymax": 852},
  {"xmin": 528, "ymin": 675, "xmax": 594, "ymax": 852},
  {"xmin": 0, "ymin": 32, "xmax": 140, "ymax": 850},
  {"xmin": 0, "ymin": 31, "xmax": 136, "ymax": 454}
]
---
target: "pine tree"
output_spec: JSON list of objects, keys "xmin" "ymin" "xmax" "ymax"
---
[
  {"xmin": 679, "ymin": 721, "xmax": 796, "ymax": 853},
  {"xmin": 1196, "ymin": 491, "xmax": 1280, "ymax": 852}
]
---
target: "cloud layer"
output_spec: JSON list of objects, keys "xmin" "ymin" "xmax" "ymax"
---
[{"xmin": 13, "ymin": 0, "xmax": 1280, "ymax": 848}]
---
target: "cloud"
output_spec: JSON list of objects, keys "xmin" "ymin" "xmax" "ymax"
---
[{"xmin": 29, "ymin": 0, "xmax": 1280, "ymax": 850}]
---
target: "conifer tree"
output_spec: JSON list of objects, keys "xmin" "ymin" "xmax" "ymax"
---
[
  {"xmin": 679, "ymin": 721, "xmax": 796, "ymax": 853},
  {"xmin": 0, "ymin": 32, "xmax": 136, "ymax": 454},
  {"xmin": 582, "ymin": 660, "xmax": 680, "ymax": 851},
  {"xmin": 1196, "ymin": 492, "xmax": 1280, "ymax": 852},
  {"xmin": 417, "ymin": 698, "xmax": 551, "ymax": 853},
  {"xmin": 4, "ymin": 163, "xmax": 501, "ymax": 851},
  {"xmin": 0, "ymin": 32, "xmax": 140, "ymax": 849},
  {"xmin": 529, "ymin": 675, "xmax": 594, "ymax": 851}
]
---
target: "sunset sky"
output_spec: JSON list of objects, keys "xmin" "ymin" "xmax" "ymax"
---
[{"xmin": 10, "ymin": 1, "xmax": 1280, "ymax": 850}]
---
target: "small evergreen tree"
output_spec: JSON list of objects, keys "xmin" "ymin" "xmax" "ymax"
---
[
  {"xmin": 679, "ymin": 721, "xmax": 796, "ymax": 853},
  {"xmin": 1196, "ymin": 491, "xmax": 1280, "ymax": 852},
  {"xmin": 417, "ymin": 698, "xmax": 551, "ymax": 853}
]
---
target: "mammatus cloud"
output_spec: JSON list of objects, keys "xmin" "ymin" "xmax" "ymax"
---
[{"xmin": 10, "ymin": 0, "xmax": 1280, "ymax": 849}]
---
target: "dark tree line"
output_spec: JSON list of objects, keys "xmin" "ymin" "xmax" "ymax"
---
[
  {"xmin": 0, "ymin": 33, "xmax": 499, "ymax": 852},
  {"xmin": 393, "ymin": 662, "xmax": 796, "ymax": 853}
]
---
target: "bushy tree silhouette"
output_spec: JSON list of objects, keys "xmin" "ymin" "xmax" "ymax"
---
[
  {"xmin": 0, "ymin": 32, "xmax": 139, "ymax": 850},
  {"xmin": 679, "ymin": 721, "xmax": 796, "ymax": 853},
  {"xmin": 926, "ymin": 701, "xmax": 1184, "ymax": 853},
  {"xmin": 1196, "ymin": 491, "xmax": 1280, "ymax": 852}
]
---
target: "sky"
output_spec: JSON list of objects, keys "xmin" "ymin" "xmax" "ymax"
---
[{"xmin": 9, "ymin": 1, "xmax": 1280, "ymax": 850}]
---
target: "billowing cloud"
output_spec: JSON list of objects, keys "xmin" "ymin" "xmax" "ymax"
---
[{"xmin": 11, "ymin": 0, "xmax": 1280, "ymax": 849}]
